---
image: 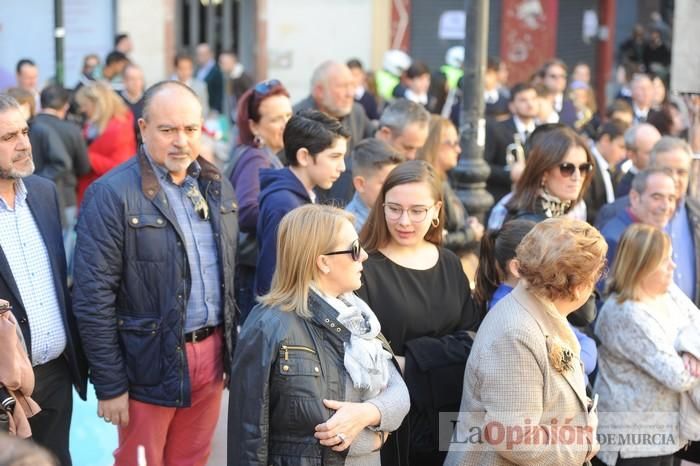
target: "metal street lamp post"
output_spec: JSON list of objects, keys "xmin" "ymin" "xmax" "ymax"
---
[{"xmin": 452, "ymin": 0, "xmax": 493, "ymax": 223}]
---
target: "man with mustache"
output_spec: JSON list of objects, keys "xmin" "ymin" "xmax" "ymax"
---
[
  {"xmin": 71, "ymin": 81, "xmax": 239, "ymax": 466},
  {"xmin": 0, "ymin": 94, "xmax": 87, "ymax": 465}
]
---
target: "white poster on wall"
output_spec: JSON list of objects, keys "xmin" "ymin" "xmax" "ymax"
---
[{"xmin": 438, "ymin": 10, "xmax": 466, "ymax": 40}]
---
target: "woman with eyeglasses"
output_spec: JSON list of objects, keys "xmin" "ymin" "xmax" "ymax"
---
[
  {"xmin": 417, "ymin": 115, "xmax": 484, "ymax": 255},
  {"xmin": 505, "ymin": 125, "xmax": 594, "ymax": 223},
  {"xmin": 227, "ymin": 79, "xmax": 293, "ymax": 321},
  {"xmin": 228, "ymin": 204, "xmax": 410, "ymax": 466},
  {"xmin": 357, "ymin": 160, "xmax": 480, "ymax": 466}
]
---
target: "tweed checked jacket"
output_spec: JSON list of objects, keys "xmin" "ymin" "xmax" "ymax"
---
[{"xmin": 444, "ymin": 283, "xmax": 595, "ymax": 466}]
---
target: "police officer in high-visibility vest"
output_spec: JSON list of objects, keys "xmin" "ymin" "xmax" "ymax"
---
[
  {"xmin": 440, "ymin": 46, "xmax": 464, "ymax": 90},
  {"xmin": 375, "ymin": 49, "xmax": 411, "ymax": 103}
]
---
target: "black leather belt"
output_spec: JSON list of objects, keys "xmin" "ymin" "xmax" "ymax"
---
[{"xmin": 185, "ymin": 326, "xmax": 218, "ymax": 343}]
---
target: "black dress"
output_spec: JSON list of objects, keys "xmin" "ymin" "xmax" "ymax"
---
[{"xmin": 357, "ymin": 248, "xmax": 480, "ymax": 466}]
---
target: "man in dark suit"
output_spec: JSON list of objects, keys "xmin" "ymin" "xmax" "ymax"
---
[
  {"xmin": 584, "ymin": 120, "xmax": 628, "ymax": 224},
  {"xmin": 218, "ymin": 50, "xmax": 255, "ymax": 125},
  {"xmin": 629, "ymin": 73, "xmax": 658, "ymax": 124},
  {"xmin": 34, "ymin": 85, "xmax": 91, "ymax": 222},
  {"xmin": 484, "ymin": 57, "xmax": 510, "ymax": 121},
  {"xmin": 0, "ymin": 94, "xmax": 87, "ymax": 465},
  {"xmin": 484, "ymin": 82, "xmax": 538, "ymax": 203},
  {"xmin": 195, "ymin": 43, "xmax": 224, "ymax": 114},
  {"xmin": 540, "ymin": 59, "xmax": 577, "ymax": 127}
]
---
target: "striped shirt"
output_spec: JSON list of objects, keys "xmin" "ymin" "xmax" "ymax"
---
[{"xmin": 0, "ymin": 179, "xmax": 66, "ymax": 365}]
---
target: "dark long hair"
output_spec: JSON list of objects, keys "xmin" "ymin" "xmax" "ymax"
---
[
  {"xmin": 360, "ymin": 160, "xmax": 444, "ymax": 252},
  {"xmin": 473, "ymin": 220, "xmax": 536, "ymax": 308},
  {"xmin": 506, "ymin": 125, "xmax": 594, "ymax": 215}
]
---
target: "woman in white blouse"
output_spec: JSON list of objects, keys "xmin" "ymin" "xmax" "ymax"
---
[{"xmin": 595, "ymin": 224, "xmax": 700, "ymax": 466}]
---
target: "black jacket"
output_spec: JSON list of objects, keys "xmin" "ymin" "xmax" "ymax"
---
[
  {"xmin": 484, "ymin": 117, "xmax": 519, "ymax": 203},
  {"xmin": 72, "ymin": 148, "xmax": 238, "ymax": 406},
  {"xmin": 228, "ymin": 291, "xmax": 398, "ymax": 466},
  {"xmin": 583, "ymin": 156, "xmax": 611, "ymax": 225},
  {"xmin": 0, "ymin": 176, "xmax": 87, "ymax": 399},
  {"xmin": 27, "ymin": 118, "xmax": 72, "ymax": 222},
  {"xmin": 33, "ymin": 113, "xmax": 91, "ymax": 209}
]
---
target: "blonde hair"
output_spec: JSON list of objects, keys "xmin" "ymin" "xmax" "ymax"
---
[
  {"xmin": 416, "ymin": 114, "xmax": 454, "ymax": 178},
  {"xmin": 607, "ymin": 224, "xmax": 671, "ymax": 303},
  {"xmin": 75, "ymin": 81, "xmax": 128, "ymax": 134},
  {"xmin": 258, "ymin": 204, "xmax": 354, "ymax": 318},
  {"xmin": 516, "ymin": 217, "xmax": 607, "ymax": 302}
]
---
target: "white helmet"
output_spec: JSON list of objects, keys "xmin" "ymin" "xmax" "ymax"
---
[
  {"xmin": 445, "ymin": 46, "xmax": 465, "ymax": 68},
  {"xmin": 383, "ymin": 49, "xmax": 412, "ymax": 76}
]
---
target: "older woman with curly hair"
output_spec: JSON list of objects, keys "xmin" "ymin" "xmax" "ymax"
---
[{"xmin": 445, "ymin": 218, "xmax": 606, "ymax": 466}]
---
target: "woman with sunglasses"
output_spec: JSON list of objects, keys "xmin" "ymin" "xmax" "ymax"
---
[
  {"xmin": 504, "ymin": 125, "xmax": 599, "ymax": 349},
  {"xmin": 505, "ymin": 125, "xmax": 594, "ymax": 223},
  {"xmin": 417, "ymin": 115, "xmax": 484, "ymax": 255},
  {"xmin": 357, "ymin": 160, "xmax": 480, "ymax": 466},
  {"xmin": 228, "ymin": 204, "xmax": 410, "ymax": 466},
  {"xmin": 227, "ymin": 79, "xmax": 293, "ymax": 321}
]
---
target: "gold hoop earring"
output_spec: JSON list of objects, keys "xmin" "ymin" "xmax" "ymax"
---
[{"xmin": 431, "ymin": 217, "xmax": 440, "ymax": 227}]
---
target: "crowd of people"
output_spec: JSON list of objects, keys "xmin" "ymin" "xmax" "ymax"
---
[{"xmin": 0, "ymin": 24, "xmax": 699, "ymax": 466}]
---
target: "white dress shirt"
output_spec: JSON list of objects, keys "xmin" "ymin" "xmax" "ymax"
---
[{"xmin": 591, "ymin": 145, "xmax": 616, "ymax": 203}]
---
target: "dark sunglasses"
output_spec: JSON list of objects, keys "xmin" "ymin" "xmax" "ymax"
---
[
  {"xmin": 559, "ymin": 162, "xmax": 593, "ymax": 178},
  {"xmin": 324, "ymin": 238, "xmax": 362, "ymax": 262}
]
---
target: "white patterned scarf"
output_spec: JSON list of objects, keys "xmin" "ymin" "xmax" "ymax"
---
[{"xmin": 313, "ymin": 287, "xmax": 392, "ymax": 399}]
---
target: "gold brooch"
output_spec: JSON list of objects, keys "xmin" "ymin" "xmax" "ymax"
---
[{"xmin": 547, "ymin": 336, "xmax": 575, "ymax": 374}]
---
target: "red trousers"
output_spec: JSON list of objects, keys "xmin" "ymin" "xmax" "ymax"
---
[{"xmin": 114, "ymin": 328, "xmax": 225, "ymax": 466}]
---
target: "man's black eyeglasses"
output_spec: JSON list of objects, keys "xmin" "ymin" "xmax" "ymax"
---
[{"xmin": 324, "ymin": 238, "xmax": 362, "ymax": 262}]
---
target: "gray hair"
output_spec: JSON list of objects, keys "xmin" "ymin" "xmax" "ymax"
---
[
  {"xmin": 0, "ymin": 94, "xmax": 22, "ymax": 114},
  {"xmin": 631, "ymin": 168, "xmax": 674, "ymax": 195},
  {"xmin": 310, "ymin": 60, "xmax": 341, "ymax": 90},
  {"xmin": 650, "ymin": 136, "xmax": 692, "ymax": 165},
  {"xmin": 378, "ymin": 99, "xmax": 430, "ymax": 135},
  {"xmin": 623, "ymin": 125, "xmax": 639, "ymax": 151}
]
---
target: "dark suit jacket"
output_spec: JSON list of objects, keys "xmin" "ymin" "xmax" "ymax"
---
[
  {"xmin": 484, "ymin": 116, "xmax": 519, "ymax": 203},
  {"xmin": 485, "ymin": 93, "xmax": 510, "ymax": 120},
  {"xmin": 33, "ymin": 113, "xmax": 91, "ymax": 209},
  {"xmin": 584, "ymin": 159, "xmax": 611, "ymax": 224},
  {"xmin": 615, "ymin": 170, "xmax": 634, "ymax": 198},
  {"xmin": 0, "ymin": 176, "xmax": 87, "ymax": 399},
  {"xmin": 558, "ymin": 97, "xmax": 578, "ymax": 127},
  {"xmin": 202, "ymin": 64, "xmax": 224, "ymax": 114}
]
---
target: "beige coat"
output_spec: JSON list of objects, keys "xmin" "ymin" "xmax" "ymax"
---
[{"xmin": 444, "ymin": 283, "xmax": 596, "ymax": 466}]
